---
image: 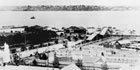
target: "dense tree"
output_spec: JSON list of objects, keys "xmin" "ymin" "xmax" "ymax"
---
[
  {"xmin": 64, "ymin": 26, "xmax": 86, "ymax": 34},
  {"xmin": 0, "ymin": 25, "xmax": 58, "ymax": 50},
  {"xmin": 15, "ymin": 5, "xmax": 131, "ymax": 11},
  {"xmin": 25, "ymin": 25, "xmax": 43, "ymax": 33},
  {"xmin": 25, "ymin": 25, "xmax": 57, "ymax": 44}
]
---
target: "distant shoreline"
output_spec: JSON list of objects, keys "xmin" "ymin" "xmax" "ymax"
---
[{"xmin": 0, "ymin": 5, "xmax": 138, "ymax": 11}]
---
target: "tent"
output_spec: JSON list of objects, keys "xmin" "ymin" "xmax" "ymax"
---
[
  {"xmin": 49, "ymin": 44, "xmax": 64, "ymax": 51},
  {"xmin": 118, "ymin": 65, "xmax": 131, "ymax": 70},
  {"xmin": 132, "ymin": 65, "xmax": 140, "ymax": 70},
  {"xmin": 61, "ymin": 63, "xmax": 81, "ymax": 70},
  {"xmin": 118, "ymin": 40, "xmax": 131, "ymax": 44},
  {"xmin": 100, "ymin": 27, "xmax": 109, "ymax": 36},
  {"xmin": 48, "ymin": 52, "xmax": 55, "ymax": 63},
  {"xmin": 131, "ymin": 59, "xmax": 140, "ymax": 70},
  {"xmin": 87, "ymin": 33, "xmax": 98, "ymax": 40},
  {"xmin": 67, "ymin": 40, "xmax": 83, "ymax": 47},
  {"xmin": 3, "ymin": 43, "xmax": 11, "ymax": 63},
  {"xmin": 131, "ymin": 64, "xmax": 140, "ymax": 70}
]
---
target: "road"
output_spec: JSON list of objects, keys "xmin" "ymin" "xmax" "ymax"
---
[
  {"xmin": 19, "ymin": 44, "xmax": 64, "ymax": 58},
  {"xmin": 19, "ymin": 40, "xmax": 82, "ymax": 58}
]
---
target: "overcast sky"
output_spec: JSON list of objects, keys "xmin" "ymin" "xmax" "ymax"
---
[{"xmin": 0, "ymin": 0, "xmax": 140, "ymax": 6}]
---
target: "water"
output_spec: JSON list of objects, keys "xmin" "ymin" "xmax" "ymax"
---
[{"xmin": 0, "ymin": 11, "xmax": 140, "ymax": 32}]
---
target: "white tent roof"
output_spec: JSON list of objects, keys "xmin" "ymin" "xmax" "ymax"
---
[
  {"xmin": 87, "ymin": 33, "xmax": 98, "ymax": 40},
  {"xmin": 48, "ymin": 44, "xmax": 65, "ymax": 51},
  {"xmin": 87, "ymin": 29, "xmax": 96, "ymax": 33},
  {"xmin": 130, "ymin": 58, "xmax": 140, "ymax": 70},
  {"xmin": 67, "ymin": 40, "xmax": 83, "ymax": 47},
  {"xmin": 131, "ymin": 64, "xmax": 140, "ymax": 70},
  {"xmin": 118, "ymin": 40, "xmax": 131, "ymax": 44},
  {"xmin": 61, "ymin": 63, "xmax": 81, "ymax": 70},
  {"xmin": 119, "ymin": 65, "xmax": 131, "ymax": 70},
  {"xmin": 100, "ymin": 27, "xmax": 108, "ymax": 35}
]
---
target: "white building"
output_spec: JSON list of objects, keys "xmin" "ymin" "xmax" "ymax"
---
[{"xmin": 0, "ymin": 28, "xmax": 25, "ymax": 33}]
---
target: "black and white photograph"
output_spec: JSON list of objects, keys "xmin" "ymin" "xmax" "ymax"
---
[{"xmin": 0, "ymin": 0, "xmax": 140, "ymax": 70}]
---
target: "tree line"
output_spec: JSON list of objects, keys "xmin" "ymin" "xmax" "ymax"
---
[
  {"xmin": 14, "ymin": 5, "xmax": 132, "ymax": 11},
  {"xmin": 0, "ymin": 25, "xmax": 58, "ymax": 49}
]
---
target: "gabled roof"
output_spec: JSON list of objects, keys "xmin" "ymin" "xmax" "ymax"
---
[
  {"xmin": 61, "ymin": 63, "xmax": 81, "ymax": 70},
  {"xmin": 100, "ymin": 27, "xmax": 109, "ymax": 36},
  {"xmin": 82, "ymin": 55, "xmax": 104, "ymax": 66},
  {"xmin": 87, "ymin": 33, "xmax": 99, "ymax": 40}
]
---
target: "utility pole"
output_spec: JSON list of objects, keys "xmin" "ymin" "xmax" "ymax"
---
[
  {"xmin": 84, "ymin": 30, "xmax": 87, "ymax": 44},
  {"xmin": 24, "ymin": 31, "xmax": 27, "ymax": 45}
]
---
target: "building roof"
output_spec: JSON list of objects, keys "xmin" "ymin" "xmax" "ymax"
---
[
  {"xmin": 87, "ymin": 33, "xmax": 98, "ymax": 40},
  {"xmin": 61, "ymin": 63, "xmax": 81, "ymax": 70},
  {"xmin": 118, "ymin": 40, "xmax": 131, "ymax": 44},
  {"xmin": 100, "ymin": 27, "xmax": 109, "ymax": 36},
  {"xmin": 0, "ymin": 28, "xmax": 25, "ymax": 33}
]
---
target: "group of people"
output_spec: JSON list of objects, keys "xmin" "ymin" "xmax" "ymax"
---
[
  {"xmin": 0, "ymin": 42, "xmax": 21, "ymax": 66},
  {"xmin": 12, "ymin": 53, "xmax": 20, "ymax": 66},
  {"xmin": 34, "ymin": 51, "xmax": 48, "ymax": 60},
  {"xmin": 0, "ymin": 52, "xmax": 20, "ymax": 66},
  {"xmin": 0, "ymin": 43, "xmax": 11, "ymax": 66}
]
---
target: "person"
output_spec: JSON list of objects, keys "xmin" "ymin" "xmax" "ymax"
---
[
  {"xmin": 35, "ymin": 51, "xmax": 40, "ymax": 58},
  {"xmin": 52, "ymin": 54, "xmax": 60, "ymax": 68},
  {"xmin": 101, "ymin": 62, "xmax": 108, "ymax": 70},
  {"xmin": 0, "ymin": 50, "xmax": 4, "ymax": 66},
  {"xmin": 32, "ymin": 59, "xmax": 37, "ymax": 66},
  {"xmin": 76, "ymin": 59, "xmax": 83, "ymax": 69},
  {"xmin": 13, "ymin": 53, "xmax": 20, "ymax": 66},
  {"xmin": 79, "ymin": 47, "xmax": 82, "ymax": 51},
  {"xmin": 101, "ymin": 52, "xmax": 104, "ymax": 56}
]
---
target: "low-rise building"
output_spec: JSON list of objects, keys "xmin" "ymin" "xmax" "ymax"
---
[{"xmin": 0, "ymin": 28, "xmax": 25, "ymax": 33}]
